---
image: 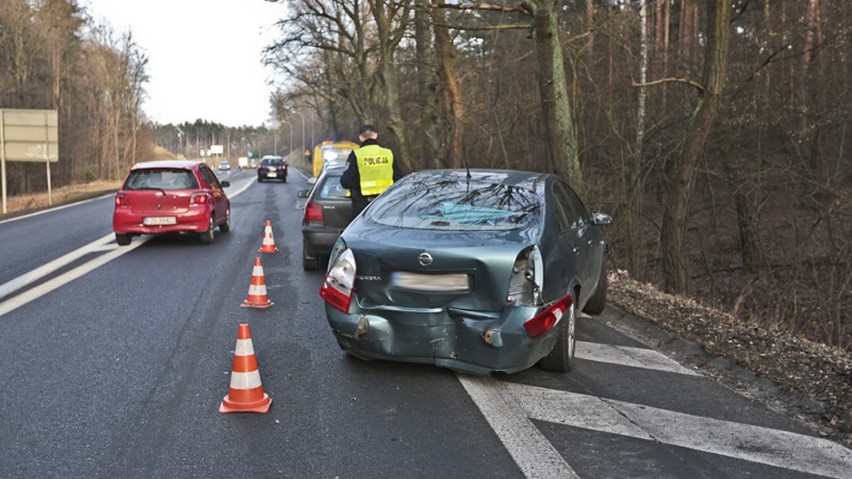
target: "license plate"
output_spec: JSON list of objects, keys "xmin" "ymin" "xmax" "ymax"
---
[
  {"xmin": 144, "ymin": 216, "xmax": 176, "ymax": 226},
  {"xmin": 391, "ymin": 272, "xmax": 469, "ymax": 292},
  {"xmin": 267, "ymin": 173, "xmax": 277, "ymax": 178}
]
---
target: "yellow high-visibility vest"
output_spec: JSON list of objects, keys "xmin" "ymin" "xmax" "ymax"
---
[{"xmin": 354, "ymin": 144, "xmax": 394, "ymax": 196}]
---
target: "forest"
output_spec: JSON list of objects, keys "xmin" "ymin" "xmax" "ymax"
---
[{"xmin": 1, "ymin": 1, "xmax": 849, "ymax": 349}]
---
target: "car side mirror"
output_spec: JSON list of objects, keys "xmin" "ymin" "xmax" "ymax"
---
[
  {"xmin": 297, "ymin": 189, "xmax": 310, "ymax": 198},
  {"xmin": 591, "ymin": 212, "xmax": 612, "ymax": 225},
  {"xmin": 307, "ymin": 177, "xmax": 317, "ymax": 185},
  {"xmin": 220, "ymin": 181, "xmax": 230, "ymax": 188}
]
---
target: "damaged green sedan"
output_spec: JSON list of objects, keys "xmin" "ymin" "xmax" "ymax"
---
[{"xmin": 319, "ymin": 169, "xmax": 611, "ymax": 375}]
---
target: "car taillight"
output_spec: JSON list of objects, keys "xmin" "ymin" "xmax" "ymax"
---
[
  {"xmin": 320, "ymin": 248, "xmax": 356, "ymax": 313},
  {"xmin": 304, "ymin": 202, "xmax": 324, "ymax": 222},
  {"xmin": 190, "ymin": 193, "xmax": 209, "ymax": 205},
  {"xmin": 507, "ymin": 246, "xmax": 543, "ymax": 306},
  {"xmin": 523, "ymin": 294, "xmax": 573, "ymax": 337},
  {"xmin": 115, "ymin": 193, "xmax": 128, "ymax": 207}
]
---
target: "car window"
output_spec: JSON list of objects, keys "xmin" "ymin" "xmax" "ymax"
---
[
  {"xmin": 553, "ymin": 181, "xmax": 590, "ymax": 230},
  {"xmin": 366, "ymin": 179, "xmax": 540, "ymax": 231},
  {"xmin": 199, "ymin": 165, "xmax": 221, "ymax": 189},
  {"xmin": 318, "ymin": 174, "xmax": 350, "ymax": 200},
  {"xmin": 125, "ymin": 169, "xmax": 198, "ymax": 190}
]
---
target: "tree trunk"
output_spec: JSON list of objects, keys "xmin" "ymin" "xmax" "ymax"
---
[
  {"xmin": 414, "ymin": 0, "xmax": 441, "ymax": 170},
  {"xmin": 431, "ymin": 2, "xmax": 463, "ymax": 169},
  {"xmin": 369, "ymin": 0, "xmax": 413, "ymax": 173},
  {"xmin": 661, "ymin": 0, "xmax": 731, "ymax": 294},
  {"xmin": 524, "ymin": 0, "xmax": 584, "ymax": 197},
  {"xmin": 626, "ymin": 1, "xmax": 650, "ymax": 278}
]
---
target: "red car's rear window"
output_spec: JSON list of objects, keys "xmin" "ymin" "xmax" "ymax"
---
[{"xmin": 124, "ymin": 169, "xmax": 199, "ymax": 190}]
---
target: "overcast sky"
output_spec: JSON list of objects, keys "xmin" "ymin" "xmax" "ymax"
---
[{"xmin": 83, "ymin": 0, "xmax": 285, "ymax": 127}]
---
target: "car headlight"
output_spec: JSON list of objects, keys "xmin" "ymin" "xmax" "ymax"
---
[{"xmin": 506, "ymin": 246, "xmax": 543, "ymax": 306}]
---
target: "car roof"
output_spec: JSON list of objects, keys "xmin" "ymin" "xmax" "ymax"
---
[
  {"xmin": 130, "ymin": 160, "xmax": 201, "ymax": 170},
  {"xmin": 261, "ymin": 155, "xmax": 283, "ymax": 160}
]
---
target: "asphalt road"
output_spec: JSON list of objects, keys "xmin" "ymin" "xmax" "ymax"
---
[{"xmin": 0, "ymin": 168, "xmax": 849, "ymax": 478}]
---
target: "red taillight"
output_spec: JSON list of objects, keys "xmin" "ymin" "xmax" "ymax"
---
[
  {"xmin": 304, "ymin": 202, "xmax": 324, "ymax": 222},
  {"xmin": 115, "ymin": 193, "xmax": 128, "ymax": 207},
  {"xmin": 320, "ymin": 248, "xmax": 356, "ymax": 313},
  {"xmin": 190, "ymin": 193, "xmax": 209, "ymax": 205},
  {"xmin": 523, "ymin": 295, "xmax": 573, "ymax": 337}
]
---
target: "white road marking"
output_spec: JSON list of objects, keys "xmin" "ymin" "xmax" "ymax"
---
[
  {"xmin": 458, "ymin": 375, "xmax": 579, "ymax": 479},
  {"xmin": 0, "ymin": 175, "xmax": 255, "ymax": 318},
  {"xmin": 0, "ymin": 232, "xmax": 115, "ymax": 299},
  {"xmin": 0, "ymin": 236, "xmax": 149, "ymax": 318},
  {"xmin": 575, "ymin": 341, "xmax": 701, "ymax": 376},
  {"xmin": 508, "ymin": 382, "xmax": 852, "ymax": 479}
]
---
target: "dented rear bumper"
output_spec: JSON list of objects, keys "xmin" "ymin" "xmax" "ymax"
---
[{"xmin": 325, "ymin": 299, "xmax": 561, "ymax": 375}]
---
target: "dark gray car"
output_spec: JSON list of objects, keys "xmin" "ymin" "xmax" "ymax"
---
[
  {"xmin": 298, "ymin": 165, "xmax": 353, "ymax": 270},
  {"xmin": 319, "ymin": 169, "xmax": 612, "ymax": 375}
]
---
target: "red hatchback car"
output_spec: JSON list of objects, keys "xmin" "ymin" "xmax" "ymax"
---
[{"xmin": 113, "ymin": 160, "xmax": 231, "ymax": 245}]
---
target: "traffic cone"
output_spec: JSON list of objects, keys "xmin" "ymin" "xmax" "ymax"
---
[
  {"xmin": 241, "ymin": 257, "xmax": 273, "ymax": 308},
  {"xmin": 220, "ymin": 323, "xmax": 272, "ymax": 413},
  {"xmin": 258, "ymin": 220, "xmax": 280, "ymax": 253}
]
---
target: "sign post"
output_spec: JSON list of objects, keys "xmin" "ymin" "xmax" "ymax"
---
[{"xmin": 0, "ymin": 109, "xmax": 59, "ymax": 214}]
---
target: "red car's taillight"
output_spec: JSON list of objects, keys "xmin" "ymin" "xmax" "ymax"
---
[
  {"xmin": 523, "ymin": 294, "xmax": 573, "ymax": 337},
  {"xmin": 320, "ymin": 248, "xmax": 356, "ymax": 313},
  {"xmin": 115, "ymin": 193, "xmax": 128, "ymax": 207},
  {"xmin": 190, "ymin": 193, "xmax": 209, "ymax": 205},
  {"xmin": 304, "ymin": 202, "xmax": 324, "ymax": 222}
]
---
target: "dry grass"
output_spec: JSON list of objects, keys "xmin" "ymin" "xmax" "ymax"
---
[
  {"xmin": 609, "ymin": 270, "xmax": 852, "ymax": 446},
  {"xmin": 2, "ymin": 180, "xmax": 122, "ymax": 217}
]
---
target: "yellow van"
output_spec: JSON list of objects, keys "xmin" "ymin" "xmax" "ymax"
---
[{"xmin": 312, "ymin": 140, "xmax": 359, "ymax": 178}]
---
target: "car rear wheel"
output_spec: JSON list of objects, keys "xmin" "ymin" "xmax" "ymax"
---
[
  {"xmin": 219, "ymin": 208, "xmax": 231, "ymax": 233},
  {"xmin": 583, "ymin": 260, "xmax": 607, "ymax": 315},
  {"xmin": 303, "ymin": 248, "xmax": 318, "ymax": 271},
  {"xmin": 115, "ymin": 233, "xmax": 131, "ymax": 246},
  {"xmin": 200, "ymin": 216, "xmax": 215, "ymax": 244},
  {"xmin": 538, "ymin": 295, "xmax": 576, "ymax": 372}
]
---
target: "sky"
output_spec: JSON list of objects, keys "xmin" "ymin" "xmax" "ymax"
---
[{"xmin": 82, "ymin": 0, "xmax": 285, "ymax": 127}]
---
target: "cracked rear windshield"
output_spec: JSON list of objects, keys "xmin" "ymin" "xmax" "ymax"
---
[{"xmin": 367, "ymin": 179, "xmax": 540, "ymax": 231}]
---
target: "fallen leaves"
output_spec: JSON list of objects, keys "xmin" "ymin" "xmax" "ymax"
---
[{"xmin": 608, "ymin": 271, "xmax": 851, "ymax": 446}]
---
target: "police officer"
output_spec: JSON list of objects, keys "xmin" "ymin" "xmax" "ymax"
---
[{"xmin": 340, "ymin": 124, "xmax": 402, "ymax": 217}]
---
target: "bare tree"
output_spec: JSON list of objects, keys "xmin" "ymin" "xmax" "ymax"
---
[
  {"xmin": 521, "ymin": 0, "xmax": 584, "ymax": 196},
  {"xmin": 660, "ymin": 0, "xmax": 732, "ymax": 294}
]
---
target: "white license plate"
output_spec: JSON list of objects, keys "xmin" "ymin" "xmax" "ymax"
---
[
  {"xmin": 390, "ymin": 272, "xmax": 470, "ymax": 292},
  {"xmin": 144, "ymin": 216, "xmax": 176, "ymax": 226},
  {"xmin": 267, "ymin": 173, "xmax": 277, "ymax": 178}
]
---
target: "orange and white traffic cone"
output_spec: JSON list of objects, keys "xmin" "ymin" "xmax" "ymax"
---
[
  {"xmin": 258, "ymin": 220, "xmax": 280, "ymax": 253},
  {"xmin": 241, "ymin": 257, "xmax": 273, "ymax": 308},
  {"xmin": 220, "ymin": 323, "xmax": 272, "ymax": 413}
]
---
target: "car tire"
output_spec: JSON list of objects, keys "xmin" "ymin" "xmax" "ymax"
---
[
  {"xmin": 115, "ymin": 233, "xmax": 131, "ymax": 246},
  {"xmin": 219, "ymin": 208, "xmax": 231, "ymax": 233},
  {"xmin": 303, "ymin": 248, "xmax": 318, "ymax": 271},
  {"xmin": 199, "ymin": 216, "xmax": 215, "ymax": 244},
  {"xmin": 538, "ymin": 295, "xmax": 576, "ymax": 373},
  {"xmin": 583, "ymin": 260, "xmax": 607, "ymax": 315}
]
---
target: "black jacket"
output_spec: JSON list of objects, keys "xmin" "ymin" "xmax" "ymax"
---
[{"xmin": 339, "ymin": 138, "xmax": 403, "ymax": 216}]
